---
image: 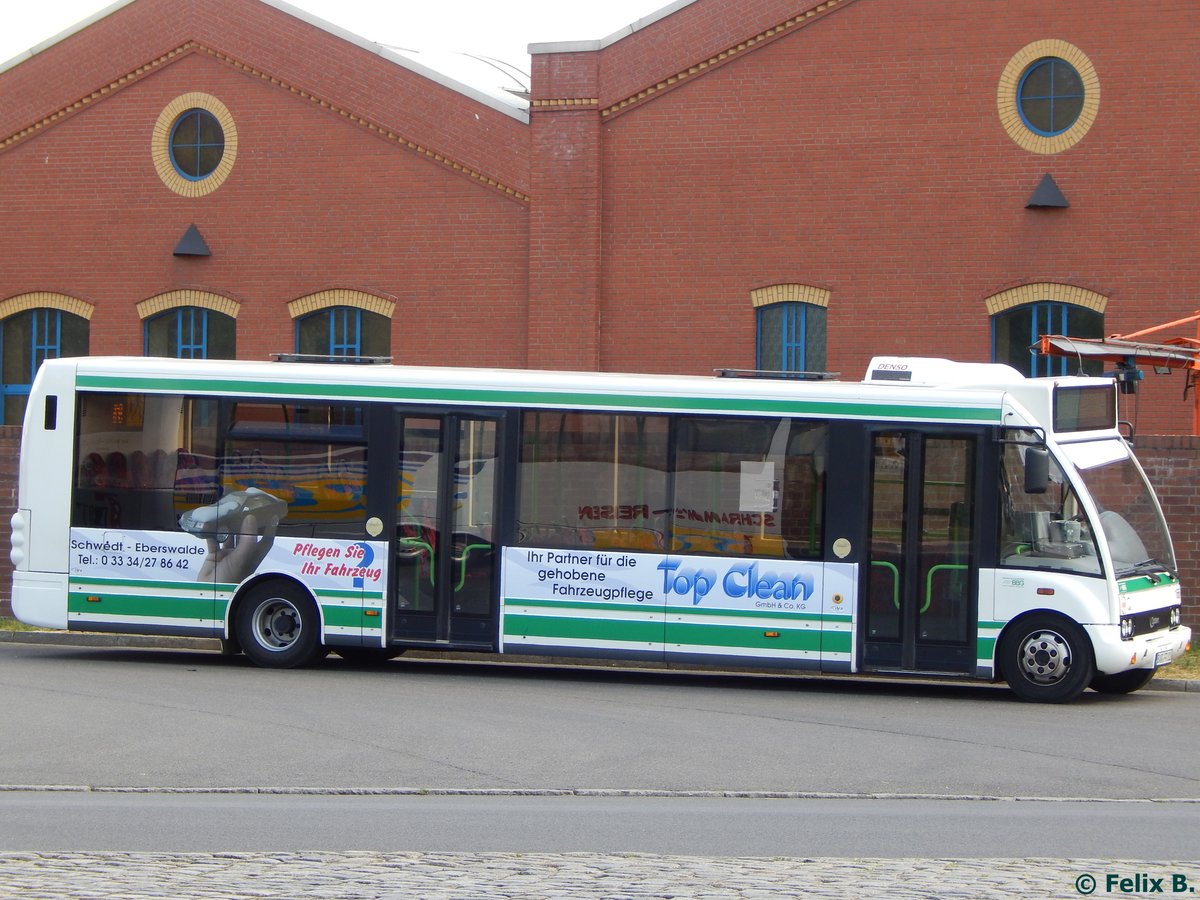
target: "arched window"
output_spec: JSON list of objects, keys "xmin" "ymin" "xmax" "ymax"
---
[
  {"xmin": 756, "ymin": 302, "xmax": 827, "ymax": 373},
  {"xmin": 296, "ymin": 306, "xmax": 390, "ymax": 359},
  {"xmin": 992, "ymin": 302, "xmax": 1103, "ymax": 377},
  {"xmin": 1, "ymin": 307, "xmax": 89, "ymax": 424},
  {"xmin": 145, "ymin": 307, "xmax": 235, "ymax": 359}
]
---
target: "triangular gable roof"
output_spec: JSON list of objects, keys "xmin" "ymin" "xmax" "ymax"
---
[
  {"xmin": 0, "ymin": 0, "xmax": 531, "ymax": 199},
  {"xmin": 530, "ymin": 0, "xmax": 859, "ymax": 118},
  {"xmin": 0, "ymin": 0, "xmax": 528, "ymax": 117}
]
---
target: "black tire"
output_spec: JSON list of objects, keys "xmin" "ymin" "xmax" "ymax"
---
[
  {"xmin": 334, "ymin": 646, "xmax": 405, "ymax": 666},
  {"xmin": 235, "ymin": 580, "xmax": 324, "ymax": 668},
  {"xmin": 1090, "ymin": 668, "xmax": 1156, "ymax": 695},
  {"xmin": 1001, "ymin": 613, "xmax": 1095, "ymax": 703}
]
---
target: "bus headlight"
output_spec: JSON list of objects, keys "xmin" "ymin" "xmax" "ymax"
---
[
  {"xmin": 1170, "ymin": 607, "xmax": 1181, "ymax": 629},
  {"xmin": 1119, "ymin": 616, "xmax": 1134, "ymax": 640}
]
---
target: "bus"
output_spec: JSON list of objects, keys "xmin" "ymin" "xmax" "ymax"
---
[{"xmin": 8, "ymin": 354, "xmax": 1191, "ymax": 703}]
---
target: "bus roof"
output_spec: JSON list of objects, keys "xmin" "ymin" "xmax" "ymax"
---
[{"xmin": 40, "ymin": 355, "xmax": 1114, "ymax": 431}]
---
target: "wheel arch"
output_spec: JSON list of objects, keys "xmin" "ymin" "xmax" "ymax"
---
[
  {"xmin": 998, "ymin": 608, "xmax": 1098, "ymax": 702},
  {"xmin": 225, "ymin": 573, "xmax": 325, "ymax": 651}
]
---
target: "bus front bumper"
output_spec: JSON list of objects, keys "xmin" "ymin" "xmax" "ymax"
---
[{"xmin": 1088, "ymin": 622, "xmax": 1192, "ymax": 676}]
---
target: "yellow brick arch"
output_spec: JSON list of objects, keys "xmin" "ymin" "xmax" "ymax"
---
[
  {"xmin": 0, "ymin": 292, "xmax": 95, "ymax": 320},
  {"xmin": 287, "ymin": 289, "xmax": 396, "ymax": 319},
  {"xmin": 984, "ymin": 283, "xmax": 1108, "ymax": 316},
  {"xmin": 750, "ymin": 284, "xmax": 831, "ymax": 309},
  {"xmin": 136, "ymin": 290, "xmax": 241, "ymax": 320}
]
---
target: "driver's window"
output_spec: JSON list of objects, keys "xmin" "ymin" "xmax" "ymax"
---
[{"xmin": 999, "ymin": 443, "xmax": 1101, "ymax": 575}]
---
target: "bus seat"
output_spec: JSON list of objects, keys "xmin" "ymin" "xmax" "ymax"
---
[{"xmin": 106, "ymin": 452, "xmax": 129, "ymax": 488}]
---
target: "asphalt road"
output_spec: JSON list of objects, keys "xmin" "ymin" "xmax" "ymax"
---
[{"xmin": 2, "ymin": 640, "xmax": 1197, "ymax": 799}]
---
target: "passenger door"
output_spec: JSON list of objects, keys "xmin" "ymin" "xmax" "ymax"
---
[
  {"xmin": 383, "ymin": 411, "xmax": 501, "ymax": 646},
  {"xmin": 861, "ymin": 431, "xmax": 981, "ymax": 673}
]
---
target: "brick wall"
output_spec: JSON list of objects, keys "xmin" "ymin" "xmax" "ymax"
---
[{"xmin": 584, "ymin": 0, "xmax": 1200, "ymax": 436}]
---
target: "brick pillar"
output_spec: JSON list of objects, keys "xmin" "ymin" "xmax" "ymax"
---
[{"xmin": 527, "ymin": 50, "xmax": 602, "ymax": 370}]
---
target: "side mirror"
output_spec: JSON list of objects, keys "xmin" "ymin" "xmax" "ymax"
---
[{"xmin": 1024, "ymin": 447, "xmax": 1050, "ymax": 494}]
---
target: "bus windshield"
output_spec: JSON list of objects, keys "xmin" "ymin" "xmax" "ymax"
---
[{"xmin": 1061, "ymin": 441, "xmax": 1177, "ymax": 578}]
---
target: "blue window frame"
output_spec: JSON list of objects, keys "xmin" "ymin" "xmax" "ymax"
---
[
  {"xmin": 1017, "ymin": 58, "xmax": 1085, "ymax": 137},
  {"xmin": 756, "ymin": 302, "xmax": 827, "ymax": 373},
  {"xmin": 145, "ymin": 307, "xmax": 235, "ymax": 359},
  {"xmin": 169, "ymin": 109, "xmax": 225, "ymax": 180},
  {"xmin": 296, "ymin": 307, "xmax": 390, "ymax": 359},
  {"xmin": 1, "ymin": 308, "xmax": 89, "ymax": 425},
  {"xmin": 992, "ymin": 302, "xmax": 1103, "ymax": 377}
]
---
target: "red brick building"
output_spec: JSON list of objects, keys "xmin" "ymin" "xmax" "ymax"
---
[{"xmin": 2, "ymin": 0, "xmax": 1199, "ymax": 608}]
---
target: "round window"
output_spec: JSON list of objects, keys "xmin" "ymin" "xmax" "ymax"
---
[
  {"xmin": 169, "ymin": 109, "xmax": 225, "ymax": 180},
  {"xmin": 1017, "ymin": 58, "xmax": 1084, "ymax": 137},
  {"xmin": 997, "ymin": 41, "xmax": 1099, "ymax": 154},
  {"xmin": 153, "ymin": 93, "xmax": 238, "ymax": 197}
]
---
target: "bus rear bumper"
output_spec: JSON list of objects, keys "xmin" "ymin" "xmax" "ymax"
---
[
  {"xmin": 11, "ymin": 571, "xmax": 69, "ymax": 630},
  {"xmin": 1088, "ymin": 622, "xmax": 1192, "ymax": 675}
]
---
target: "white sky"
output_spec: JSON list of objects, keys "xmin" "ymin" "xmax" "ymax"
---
[{"xmin": 0, "ymin": 0, "xmax": 674, "ymax": 86}]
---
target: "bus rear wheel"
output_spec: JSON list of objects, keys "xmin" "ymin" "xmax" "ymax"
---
[
  {"xmin": 236, "ymin": 580, "xmax": 324, "ymax": 668},
  {"xmin": 1001, "ymin": 614, "xmax": 1094, "ymax": 703},
  {"xmin": 1090, "ymin": 668, "xmax": 1156, "ymax": 695}
]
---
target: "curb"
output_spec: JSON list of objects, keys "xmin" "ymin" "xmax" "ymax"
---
[{"xmin": 2, "ymin": 629, "xmax": 1195, "ymax": 692}]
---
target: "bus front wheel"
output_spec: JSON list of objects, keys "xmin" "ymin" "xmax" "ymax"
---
[
  {"xmin": 1001, "ymin": 614, "xmax": 1094, "ymax": 703},
  {"xmin": 235, "ymin": 580, "xmax": 324, "ymax": 669}
]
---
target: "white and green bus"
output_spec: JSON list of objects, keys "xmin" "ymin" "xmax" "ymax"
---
[{"xmin": 8, "ymin": 355, "xmax": 1191, "ymax": 702}]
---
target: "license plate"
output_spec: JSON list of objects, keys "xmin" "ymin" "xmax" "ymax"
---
[{"xmin": 1154, "ymin": 649, "xmax": 1173, "ymax": 667}]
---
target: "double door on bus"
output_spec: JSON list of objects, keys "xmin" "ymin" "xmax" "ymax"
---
[
  {"xmin": 367, "ymin": 408, "xmax": 504, "ymax": 646},
  {"xmin": 859, "ymin": 429, "xmax": 986, "ymax": 674}
]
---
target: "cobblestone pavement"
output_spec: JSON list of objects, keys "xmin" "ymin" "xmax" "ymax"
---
[{"xmin": 0, "ymin": 853, "xmax": 1193, "ymax": 899}]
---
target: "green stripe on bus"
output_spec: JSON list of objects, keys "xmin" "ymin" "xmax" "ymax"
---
[
  {"xmin": 321, "ymin": 605, "xmax": 382, "ymax": 629},
  {"xmin": 68, "ymin": 592, "xmax": 212, "ymax": 619},
  {"xmin": 315, "ymin": 588, "xmax": 383, "ymax": 601},
  {"xmin": 506, "ymin": 597, "xmax": 851, "ymax": 624},
  {"xmin": 504, "ymin": 614, "xmax": 663, "ymax": 644},
  {"xmin": 1119, "ymin": 574, "xmax": 1177, "ymax": 593},
  {"xmin": 666, "ymin": 623, "xmax": 840, "ymax": 653},
  {"xmin": 976, "ymin": 637, "xmax": 997, "ymax": 659},
  {"xmin": 78, "ymin": 374, "xmax": 1001, "ymax": 423},
  {"xmin": 505, "ymin": 614, "xmax": 852, "ymax": 654},
  {"xmin": 69, "ymin": 577, "xmax": 202, "ymax": 592},
  {"xmin": 676, "ymin": 607, "xmax": 851, "ymax": 624}
]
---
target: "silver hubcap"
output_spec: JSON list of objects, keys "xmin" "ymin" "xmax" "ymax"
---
[
  {"xmin": 252, "ymin": 598, "xmax": 302, "ymax": 651},
  {"xmin": 1018, "ymin": 629, "xmax": 1072, "ymax": 684}
]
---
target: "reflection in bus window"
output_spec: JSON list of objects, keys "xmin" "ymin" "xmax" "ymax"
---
[
  {"xmin": 672, "ymin": 417, "xmax": 825, "ymax": 558},
  {"xmin": 219, "ymin": 439, "xmax": 367, "ymax": 539},
  {"xmin": 516, "ymin": 411, "xmax": 826, "ymax": 558},
  {"xmin": 517, "ymin": 412, "xmax": 669, "ymax": 551},
  {"xmin": 72, "ymin": 392, "xmax": 218, "ymax": 530},
  {"xmin": 999, "ymin": 441, "xmax": 1100, "ymax": 575}
]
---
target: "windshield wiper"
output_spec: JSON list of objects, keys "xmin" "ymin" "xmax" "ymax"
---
[{"xmin": 1115, "ymin": 559, "xmax": 1177, "ymax": 581}]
